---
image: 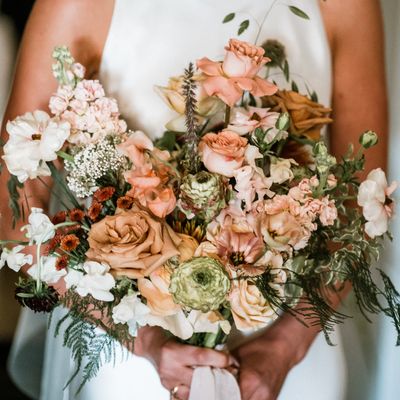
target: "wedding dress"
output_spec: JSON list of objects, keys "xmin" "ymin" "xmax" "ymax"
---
[{"xmin": 13, "ymin": 1, "xmax": 348, "ymax": 399}]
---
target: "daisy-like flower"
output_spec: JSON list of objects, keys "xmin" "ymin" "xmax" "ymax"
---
[{"xmin": 2, "ymin": 110, "xmax": 70, "ymax": 182}]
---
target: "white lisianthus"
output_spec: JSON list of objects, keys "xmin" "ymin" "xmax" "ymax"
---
[
  {"xmin": 75, "ymin": 261, "xmax": 115, "ymax": 302},
  {"xmin": 28, "ymin": 256, "xmax": 66, "ymax": 284},
  {"xmin": 0, "ymin": 246, "xmax": 33, "ymax": 272},
  {"xmin": 112, "ymin": 293, "xmax": 150, "ymax": 336},
  {"xmin": 2, "ymin": 110, "xmax": 70, "ymax": 182},
  {"xmin": 22, "ymin": 208, "xmax": 56, "ymax": 244},
  {"xmin": 357, "ymin": 168, "xmax": 397, "ymax": 238},
  {"xmin": 64, "ymin": 268, "xmax": 84, "ymax": 289},
  {"xmin": 270, "ymin": 158, "xmax": 297, "ymax": 184}
]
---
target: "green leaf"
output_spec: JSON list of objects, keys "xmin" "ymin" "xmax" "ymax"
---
[
  {"xmin": 238, "ymin": 20, "xmax": 250, "ymax": 36},
  {"xmin": 283, "ymin": 60, "xmax": 290, "ymax": 82},
  {"xmin": 288, "ymin": 6, "xmax": 310, "ymax": 20},
  {"xmin": 291, "ymin": 81, "xmax": 299, "ymax": 92},
  {"xmin": 223, "ymin": 13, "xmax": 235, "ymax": 23}
]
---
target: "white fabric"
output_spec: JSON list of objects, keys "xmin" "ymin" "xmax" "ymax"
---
[
  {"xmin": 189, "ymin": 367, "xmax": 241, "ymax": 400},
  {"xmin": 8, "ymin": 0, "xmax": 346, "ymax": 399}
]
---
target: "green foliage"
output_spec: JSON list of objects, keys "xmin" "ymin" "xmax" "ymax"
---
[
  {"xmin": 238, "ymin": 20, "xmax": 250, "ymax": 36},
  {"xmin": 288, "ymin": 6, "xmax": 310, "ymax": 20},
  {"xmin": 7, "ymin": 175, "xmax": 25, "ymax": 227},
  {"xmin": 222, "ymin": 13, "xmax": 235, "ymax": 23}
]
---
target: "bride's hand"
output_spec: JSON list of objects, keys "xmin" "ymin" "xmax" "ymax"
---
[{"xmin": 134, "ymin": 326, "xmax": 238, "ymax": 400}]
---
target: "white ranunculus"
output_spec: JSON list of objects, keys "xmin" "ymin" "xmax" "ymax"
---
[
  {"xmin": 2, "ymin": 110, "xmax": 70, "ymax": 182},
  {"xmin": 270, "ymin": 158, "xmax": 297, "ymax": 184},
  {"xmin": 357, "ymin": 168, "xmax": 397, "ymax": 238},
  {"xmin": 188, "ymin": 310, "xmax": 231, "ymax": 335},
  {"xmin": 75, "ymin": 261, "xmax": 116, "ymax": 302},
  {"xmin": 28, "ymin": 256, "xmax": 67, "ymax": 284},
  {"xmin": 0, "ymin": 245, "xmax": 33, "ymax": 272},
  {"xmin": 112, "ymin": 293, "xmax": 151, "ymax": 336},
  {"xmin": 21, "ymin": 208, "xmax": 56, "ymax": 244}
]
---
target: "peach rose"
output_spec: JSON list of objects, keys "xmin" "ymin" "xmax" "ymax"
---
[
  {"xmin": 199, "ymin": 130, "xmax": 248, "ymax": 177},
  {"xmin": 229, "ymin": 278, "xmax": 278, "ymax": 332},
  {"xmin": 86, "ymin": 206, "xmax": 182, "ymax": 278},
  {"xmin": 197, "ymin": 39, "xmax": 277, "ymax": 107},
  {"xmin": 137, "ymin": 234, "xmax": 198, "ymax": 316},
  {"xmin": 142, "ymin": 187, "xmax": 177, "ymax": 218}
]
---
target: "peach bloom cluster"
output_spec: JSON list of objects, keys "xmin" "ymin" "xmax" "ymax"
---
[
  {"xmin": 49, "ymin": 79, "xmax": 127, "ymax": 145},
  {"xmin": 117, "ymin": 131, "xmax": 177, "ymax": 218},
  {"xmin": 197, "ymin": 39, "xmax": 277, "ymax": 107}
]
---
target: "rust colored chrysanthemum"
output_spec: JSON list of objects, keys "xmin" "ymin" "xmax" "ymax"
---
[
  {"xmin": 60, "ymin": 234, "xmax": 80, "ymax": 252},
  {"xmin": 88, "ymin": 202, "xmax": 103, "ymax": 221},
  {"xmin": 51, "ymin": 211, "xmax": 67, "ymax": 224},
  {"xmin": 45, "ymin": 232, "xmax": 63, "ymax": 253},
  {"xmin": 93, "ymin": 187, "xmax": 116, "ymax": 203},
  {"xmin": 69, "ymin": 208, "xmax": 85, "ymax": 222},
  {"xmin": 116, "ymin": 195, "xmax": 134, "ymax": 210},
  {"xmin": 55, "ymin": 255, "xmax": 69, "ymax": 271}
]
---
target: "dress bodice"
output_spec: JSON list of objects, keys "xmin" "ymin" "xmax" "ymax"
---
[{"xmin": 99, "ymin": 0, "xmax": 331, "ymax": 140}]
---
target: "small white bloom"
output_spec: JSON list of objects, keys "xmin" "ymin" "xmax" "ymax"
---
[
  {"xmin": 270, "ymin": 158, "xmax": 297, "ymax": 184},
  {"xmin": 357, "ymin": 168, "xmax": 397, "ymax": 238},
  {"xmin": 64, "ymin": 268, "xmax": 84, "ymax": 289},
  {"xmin": 144, "ymin": 311, "xmax": 194, "ymax": 340},
  {"xmin": 21, "ymin": 208, "xmax": 55, "ymax": 244},
  {"xmin": 28, "ymin": 256, "xmax": 66, "ymax": 284},
  {"xmin": 75, "ymin": 261, "xmax": 115, "ymax": 302},
  {"xmin": 2, "ymin": 110, "xmax": 70, "ymax": 182},
  {"xmin": 0, "ymin": 245, "xmax": 33, "ymax": 272},
  {"xmin": 112, "ymin": 293, "xmax": 150, "ymax": 336},
  {"xmin": 188, "ymin": 310, "xmax": 231, "ymax": 335}
]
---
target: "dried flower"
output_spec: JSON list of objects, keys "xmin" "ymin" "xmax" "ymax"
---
[
  {"xmin": 60, "ymin": 234, "xmax": 80, "ymax": 251},
  {"xmin": 69, "ymin": 208, "xmax": 85, "ymax": 222},
  {"xmin": 51, "ymin": 211, "xmax": 67, "ymax": 224},
  {"xmin": 117, "ymin": 195, "xmax": 134, "ymax": 210},
  {"xmin": 88, "ymin": 202, "xmax": 103, "ymax": 221},
  {"xmin": 55, "ymin": 255, "xmax": 69, "ymax": 271},
  {"xmin": 93, "ymin": 186, "xmax": 116, "ymax": 203}
]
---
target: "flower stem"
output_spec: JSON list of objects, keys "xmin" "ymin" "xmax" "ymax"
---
[
  {"xmin": 224, "ymin": 105, "xmax": 231, "ymax": 128},
  {"xmin": 56, "ymin": 150, "xmax": 75, "ymax": 163},
  {"xmin": 36, "ymin": 241, "xmax": 43, "ymax": 293}
]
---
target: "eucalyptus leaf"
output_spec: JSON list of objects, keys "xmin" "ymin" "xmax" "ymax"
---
[
  {"xmin": 283, "ymin": 60, "xmax": 290, "ymax": 82},
  {"xmin": 238, "ymin": 20, "xmax": 250, "ymax": 36},
  {"xmin": 291, "ymin": 80, "xmax": 299, "ymax": 92},
  {"xmin": 223, "ymin": 13, "xmax": 235, "ymax": 23},
  {"xmin": 288, "ymin": 5, "xmax": 310, "ymax": 20}
]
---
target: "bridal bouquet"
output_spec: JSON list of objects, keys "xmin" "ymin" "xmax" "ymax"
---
[{"xmin": 1, "ymin": 40, "xmax": 399, "ymax": 391}]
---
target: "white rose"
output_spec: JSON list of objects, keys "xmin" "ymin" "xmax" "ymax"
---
[
  {"xmin": 2, "ymin": 110, "xmax": 70, "ymax": 182},
  {"xmin": 75, "ymin": 261, "xmax": 116, "ymax": 302},
  {"xmin": 28, "ymin": 256, "xmax": 66, "ymax": 284},
  {"xmin": 21, "ymin": 208, "xmax": 55, "ymax": 244},
  {"xmin": 270, "ymin": 158, "xmax": 297, "ymax": 184},
  {"xmin": 0, "ymin": 245, "xmax": 33, "ymax": 272}
]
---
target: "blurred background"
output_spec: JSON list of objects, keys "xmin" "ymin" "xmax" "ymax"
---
[{"xmin": 0, "ymin": 1, "xmax": 399, "ymax": 399}]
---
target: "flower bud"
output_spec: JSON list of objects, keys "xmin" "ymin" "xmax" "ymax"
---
[
  {"xmin": 276, "ymin": 112, "xmax": 290, "ymax": 131},
  {"xmin": 359, "ymin": 131, "xmax": 378, "ymax": 149}
]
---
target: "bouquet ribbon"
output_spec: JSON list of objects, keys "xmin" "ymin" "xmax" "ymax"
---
[{"xmin": 189, "ymin": 367, "xmax": 241, "ymax": 400}]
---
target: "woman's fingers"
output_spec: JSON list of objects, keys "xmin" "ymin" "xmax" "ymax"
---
[{"xmin": 183, "ymin": 346, "xmax": 238, "ymax": 368}]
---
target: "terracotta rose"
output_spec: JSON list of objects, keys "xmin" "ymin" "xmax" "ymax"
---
[{"xmin": 86, "ymin": 206, "xmax": 182, "ymax": 278}]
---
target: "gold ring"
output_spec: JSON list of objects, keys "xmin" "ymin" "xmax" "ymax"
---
[{"xmin": 170, "ymin": 386, "xmax": 180, "ymax": 400}]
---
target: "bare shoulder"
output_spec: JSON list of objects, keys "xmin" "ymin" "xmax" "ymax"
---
[
  {"xmin": 23, "ymin": 0, "xmax": 115, "ymax": 75},
  {"xmin": 319, "ymin": 0, "xmax": 384, "ymax": 51}
]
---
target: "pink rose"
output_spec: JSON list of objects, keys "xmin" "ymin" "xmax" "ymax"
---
[
  {"xmin": 144, "ymin": 187, "xmax": 177, "ymax": 218},
  {"xmin": 199, "ymin": 130, "xmax": 248, "ymax": 177},
  {"xmin": 197, "ymin": 39, "xmax": 277, "ymax": 107},
  {"xmin": 229, "ymin": 107, "xmax": 280, "ymax": 135}
]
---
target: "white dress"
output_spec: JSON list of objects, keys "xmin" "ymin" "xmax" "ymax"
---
[{"xmin": 25, "ymin": 0, "xmax": 348, "ymax": 399}]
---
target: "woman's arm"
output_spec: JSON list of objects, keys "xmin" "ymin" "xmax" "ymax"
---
[
  {"xmin": 0, "ymin": 0, "xmax": 113, "ymax": 243},
  {"xmin": 234, "ymin": 1, "xmax": 388, "ymax": 399}
]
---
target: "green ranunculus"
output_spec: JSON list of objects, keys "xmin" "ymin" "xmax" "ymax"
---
[
  {"xmin": 179, "ymin": 171, "xmax": 227, "ymax": 220},
  {"xmin": 169, "ymin": 256, "xmax": 230, "ymax": 312}
]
